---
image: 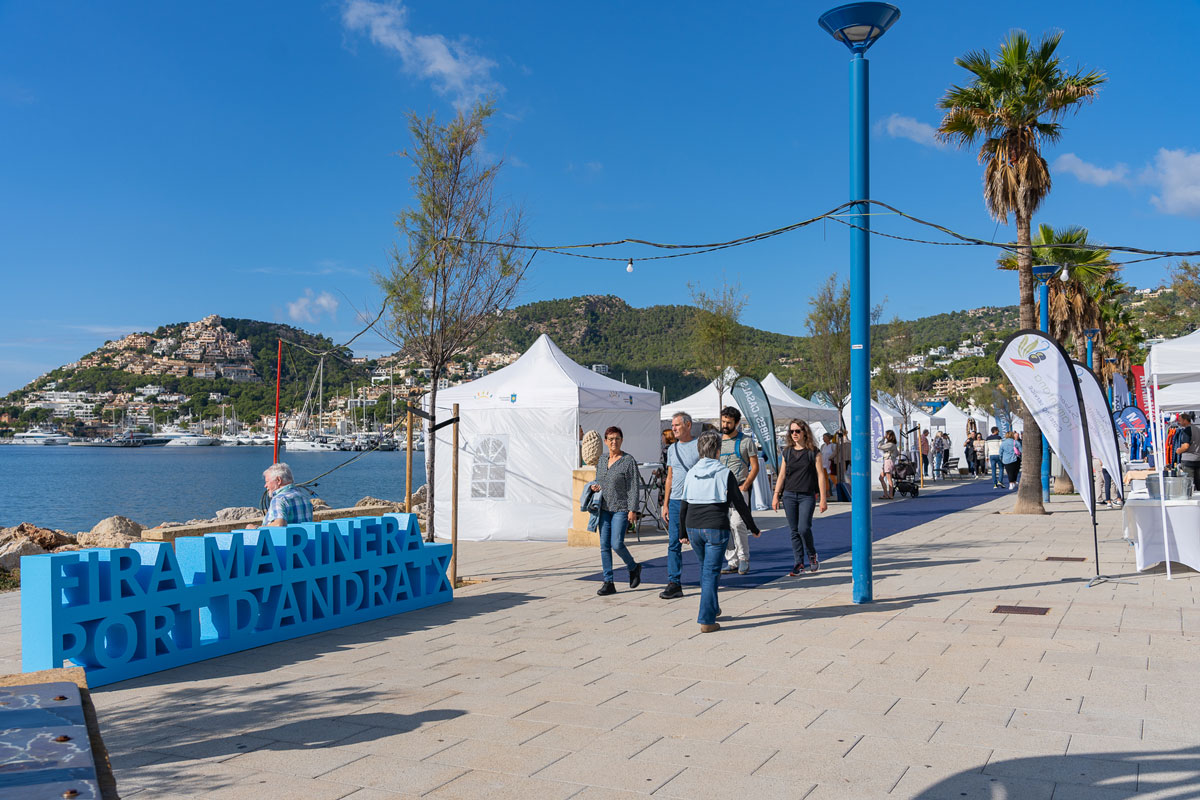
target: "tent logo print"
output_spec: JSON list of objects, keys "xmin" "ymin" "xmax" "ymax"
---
[
  {"xmin": 1010, "ymin": 336, "xmax": 1050, "ymax": 369},
  {"xmin": 507, "ymin": 393, "xmax": 517, "ymax": 404}
]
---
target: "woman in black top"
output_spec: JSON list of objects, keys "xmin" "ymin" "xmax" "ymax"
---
[
  {"xmin": 772, "ymin": 419, "xmax": 829, "ymax": 575},
  {"xmin": 591, "ymin": 426, "xmax": 643, "ymax": 596}
]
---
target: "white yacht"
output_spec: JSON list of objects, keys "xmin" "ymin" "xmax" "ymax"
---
[
  {"xmin": 285, "ymin": 437, "xmax": 338, "ymax": 452},
  {"xmin": 13, "ymin": 427, "xmax": 72, "ymax": 445},
  {"xmin": 164, "ymin": 433, "xmax": 217, "ymax": 447}
]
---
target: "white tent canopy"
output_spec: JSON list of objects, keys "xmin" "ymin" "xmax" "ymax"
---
[
  {"xmin": 429, "ymin": 334, "xmax": 660, "ymax": 542},
  {"xmin": 759, "ymin": 373, "xmax": 843, "ymax": 433},
  {"xmin": 937, "ymin": 401, "xmax": 979, "ymax": 454},
  {"xmin": 659, "ymin": 379, "xmax": 730, "ymax": 423},
  {"xmin": 1155, "ymin": 382, "xmax": 1200, "ymax": 413},
  {"xmin": 1147, "ymin": 328, "xmax": 1200, "ymax": 384}
]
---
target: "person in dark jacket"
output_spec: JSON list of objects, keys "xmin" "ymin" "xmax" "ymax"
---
[
  {"xmin": 591, "ymin": 426, "xmax": 643, "ymax": 595},
  {"xmin": 680, "ymin": 430, "xmax": 759, "ymax": 633}
]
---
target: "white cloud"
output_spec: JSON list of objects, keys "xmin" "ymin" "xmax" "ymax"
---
[
  {"xmin": 879, "ymin": 113, "xmax": 942, "ymax": 148},
  {"xmin": 1145, "ymin": 148, "xmax": 1200, "ymax": 217},
  {"xmin": 342, "ymin": 0, "xmax": 500, "ymax": 109},
  {"xmin": 287, "ymin": 290, "xmax": 340, "ymax": 324},
  {"xmin": 1053, "ymin": 153, "xmax": 1129, "ymax": 186}
]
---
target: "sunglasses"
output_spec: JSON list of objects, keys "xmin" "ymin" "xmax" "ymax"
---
[{"xmin": 789, "ymin": 429, "xmax": 803, "ymax": 434}]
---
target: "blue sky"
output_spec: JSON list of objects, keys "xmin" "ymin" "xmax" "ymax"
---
[{"xmin": 2, "ymin": 1, "xmax": 1198, "ymax": 394}]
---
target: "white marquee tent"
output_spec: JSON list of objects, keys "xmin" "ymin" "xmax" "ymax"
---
[
  {"xmin": 659, "ymin": 379, "xmax": 734, "ymax": 423},
  {"xmin": 429, "ymin": 334, "xmax": 660, "ymax": 542},
  {"xmin": 1147, "ymin": 328, "xmax": 1200, "ymax": 385},
  {"xmin": 937, "ymin": 401, "xmax": 977, "ymax": 455},
  {"xmin": 1155, "ymin": 382, "xmax": 1200, "ymax": 412},
  {"xmin": 1143, "ymin": 327, "xmax": 1200, "ymax": 579},
  {"xmin": 760, "ymin": 373, "xmax": 843, "ymax": 433}
]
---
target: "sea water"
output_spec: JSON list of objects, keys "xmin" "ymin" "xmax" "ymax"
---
[{"xmin": 0, "ymin": 446, "xmax": 426, "ymax": 533}]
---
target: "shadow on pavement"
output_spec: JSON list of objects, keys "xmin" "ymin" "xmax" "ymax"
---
[
  {"xmin": 907, "ymin": 744, "xmax": 1200, "ymax": 798},
  {"xmin": 93, "ymin": 590, "xmax": 539, "ymax": 689}
]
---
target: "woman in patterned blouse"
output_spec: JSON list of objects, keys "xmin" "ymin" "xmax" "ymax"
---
[{"xmin": 591, "ymin": 426, "xmax": 644, "ymax": 596}]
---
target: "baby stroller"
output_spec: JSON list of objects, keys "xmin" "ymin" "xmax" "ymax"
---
[{"xmin": 894, "ymin": 453, "xmax": 920, "ymax": 497}]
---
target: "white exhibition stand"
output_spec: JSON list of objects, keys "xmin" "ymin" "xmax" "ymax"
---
[{"xmin": 1123, "ymin": 497, "xmax": 1200, "ymax": 572}]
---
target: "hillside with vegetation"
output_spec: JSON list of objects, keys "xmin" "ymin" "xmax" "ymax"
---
[
  {"xmin": 473, "ymin": 295, "xmax": 1022, "ymax": 401},
  {"xmin": 3, "ymin": 317, "xmax": 375, "ymax": 428}
]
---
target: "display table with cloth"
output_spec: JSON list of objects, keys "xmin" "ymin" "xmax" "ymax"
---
[{"xmin": 1123, "ymin": 497, "xmax": 1200, "ymax": 571}]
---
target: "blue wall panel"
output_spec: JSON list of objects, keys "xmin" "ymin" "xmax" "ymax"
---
[{"xmin": 20, "ymin": 514, "xmax": 452, "ymax": 686}]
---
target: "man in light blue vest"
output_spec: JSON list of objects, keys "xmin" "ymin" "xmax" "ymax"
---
[{"xmin": 660, "ymin": 411, "xmax": 699, "ymax": 599}]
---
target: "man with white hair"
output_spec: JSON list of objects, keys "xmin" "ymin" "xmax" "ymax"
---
[
  {"xmin": 263, "ymin": 462, "xmax": 313, "ymax": 527},
  {"xmin": 660, "ymin": 411, "xmax": 699, "ymax": 599}
]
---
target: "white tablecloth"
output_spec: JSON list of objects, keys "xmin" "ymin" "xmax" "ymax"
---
[{"xmin": 1123, "ymin": 498, "xmax": 1200, "ymax": 571}]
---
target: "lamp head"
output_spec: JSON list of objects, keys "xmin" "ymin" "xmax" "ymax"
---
[
  {"xmin": 1085, "ymin": 328, "xmax": 1100, "ymax": 339},
  {"xmin": 1031, "ymin": 264, "xmax": 1057, "ymax": 283},
  {"xmin": 818, "ymin": 3, "xmax": 901, "ymax": 55}
]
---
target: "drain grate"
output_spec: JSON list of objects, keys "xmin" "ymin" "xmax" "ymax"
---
[
  {"xmin": 993, "ymin": 605, "xmax": 1050, "ymax": 615},
  {"xmin": 1045, "ymin": 556, "xmax": 1086, "ymax": 562}
]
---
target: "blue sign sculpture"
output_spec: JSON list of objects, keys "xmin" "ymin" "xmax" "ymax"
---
[{"xmin": 20, "ymin": 514, "xmax": 452, "ymax": 686}]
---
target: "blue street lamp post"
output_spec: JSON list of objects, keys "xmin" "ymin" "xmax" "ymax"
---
[
  {"xmin": 818, "ymin": 3, "xmax": 900, "ymax": 604},
  {"xmin": 1032, "ymin": 264, "xmax": 1056, "ymax": 504},
  {"xmin": 1085, "ymin": 328, "xmax": 1100, "ymax": 372},
  {"xmin": 1105, "ymin": 358, "xmax": 1117, "ymax": 405}
]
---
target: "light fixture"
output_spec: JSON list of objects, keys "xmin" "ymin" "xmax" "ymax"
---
[
  {"xmin": 817, "ymin": 3, "xmax": 901, "ymax": 54},
  {"xmin": 626, "ymin": 259, "xmax": 634, "ymax": 273},
  {"xmin": 1059, "ymin": 266, "xmax": 1069, "ymax": 281}
]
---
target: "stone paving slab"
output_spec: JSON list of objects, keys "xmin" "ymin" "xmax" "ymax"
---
[{"xmin": 4, "ymin": 481, "xmax": 1200, "ymax": 797}]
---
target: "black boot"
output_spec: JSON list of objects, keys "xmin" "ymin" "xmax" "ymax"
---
[
  {"xmin": 628, "ymin": 564, "xmax": 643, "ymax": 589},
  {"xmin": 658, "ymin": 582, "xmax": 683, "ymax": 599},
  {"xmin": 596, "ymin": 581, "xmax": 616, "ymax": 596}
]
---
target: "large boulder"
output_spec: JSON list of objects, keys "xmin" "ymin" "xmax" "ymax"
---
[
  {"xmin": 0, "ymin": 539, "xmax": 46, "ymax": 571},
  {"xmin": 311, "ymin": 498, "xmax": 330, "ymax": 511},
  {"xmin": 0, "ymin": 522, "xmax": 75, "ymax": 551},
  {"xmin": 215, "ymin": 506, "xmax": 262, "ymax": 522},
  {"xmin": 411, "ymin": 484, "xmax": 428, "ymax": 506},
  {"xmin": 76, "ymin": 515, "xmax": 143, "ymax": 549},
  {"xmin": 355, "ymin": 496, "xmax": 403, "ymax": 512}
]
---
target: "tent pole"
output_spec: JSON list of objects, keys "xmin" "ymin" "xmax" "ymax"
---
[
  {"xmin": 451, "ymin": 402, "xmax": 459, "ymax": 588},
  {"xmin": 1153, "ymin": 374, "xmax": 1172, "ymax": 580}
]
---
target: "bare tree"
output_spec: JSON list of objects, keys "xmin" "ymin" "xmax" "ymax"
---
[
  {"xmin": 805, "ymin": 273, "xmax": 883, "ymax": 421},
  {"xmin": 375, "ymin": 102, "xmax": 526, "ymax": 541},
  {"xmin": 688, "ymin": 279, "xmax": 751, "ymax": 416}
]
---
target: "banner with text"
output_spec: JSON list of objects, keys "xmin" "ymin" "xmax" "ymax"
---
[
  {"xmin": 731, "ymin": 376, "xmax": 778, "ymax": 473},
  {"xmin": 1073, "ymin": 362, "xmax": 1124, "ymax": 499},
  {"xmin": 997, "ymin": 331, "xmax": 1094, "ymax": 514},
  {"xmin": 1112, "ymin": 373, "xmax": 1129, "ymax": 413}
]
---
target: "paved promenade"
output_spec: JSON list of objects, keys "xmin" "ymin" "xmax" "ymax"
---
[{"xmin": 3, "ymin": 481, "xmax": 1199, "ymax": 799}]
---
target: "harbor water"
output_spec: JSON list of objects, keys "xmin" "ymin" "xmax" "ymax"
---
[{"xmin": 0, "ymin": 445, "xmax": 426, "ymax": 533}]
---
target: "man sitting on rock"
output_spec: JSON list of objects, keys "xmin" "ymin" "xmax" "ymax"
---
[{"xmin": 263, "ymin": 462, "xmax": 313, "ymax": 527}]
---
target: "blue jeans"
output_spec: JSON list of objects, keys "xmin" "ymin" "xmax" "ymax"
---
[
  {"xmin": 933, "ymin": 451, "xmax": 944, "ymax": 479},
  {"xmin": 599, "ymin": 509, "xmax": 637, "ymax": 582},
  {"xmin": 689, "ymin": 527, "xmax": 728, "ymax": 625},
  {"xmin": 782, "ymin": 491, "xmax": 817, "ymax": 567},
  {"xmin": 990, "ymin": 455, "xmax": 1003, "ymax": 486},
  {"xmin": 667, "ymin": 498, "xmax": 683, "ymax": 585}
]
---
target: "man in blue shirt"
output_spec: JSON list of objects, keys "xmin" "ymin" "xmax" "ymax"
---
[
  {"xmin": 660, "ymin": 412, "xmax": 699, "ymax": 599},
  {"xmin": 263, "ymin": 462, "xmax": 313, "ymax": 526}
]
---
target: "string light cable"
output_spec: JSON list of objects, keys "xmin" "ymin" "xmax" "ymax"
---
[{"xmin": 441, "ymin": 198, "xmax": 1200, "ymax": 263}]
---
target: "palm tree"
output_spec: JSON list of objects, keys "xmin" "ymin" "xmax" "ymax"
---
[
  {"xmin": 938, "ymin": 30, "xmax": 1105, "ymax": 515},
  {"xmin": 999, "ymin": 225, "xmax": 1116, "ymax": 496},
  {"xmin": 998, "ymin": 223, "xmax": 1114, "ymax": 361}
]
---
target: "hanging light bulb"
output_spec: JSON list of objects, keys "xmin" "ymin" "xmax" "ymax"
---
[
  {"xmin": 626, "ymin": 259, "xmax": 634, "ymax": 273},
  {"xmin": 1058, "ymin": 266, "xmax": 1069, "ymax": 282}
]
